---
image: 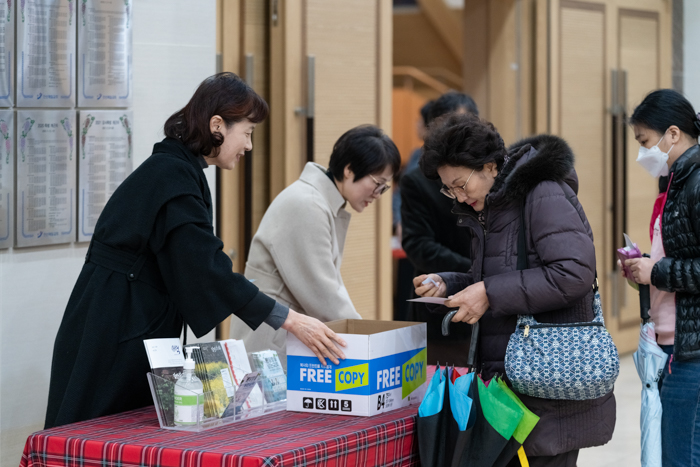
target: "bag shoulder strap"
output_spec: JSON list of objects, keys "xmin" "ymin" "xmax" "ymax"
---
[
  {"xmin": 516, "ymin": 195, "xmax": 598, "ymax": 291},
  {"xmin": 517, "ymin": 202, "xmax": 528, "ymax": 271}
]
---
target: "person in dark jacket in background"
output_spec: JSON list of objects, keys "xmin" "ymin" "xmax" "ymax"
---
[
  {"xmin": 392, "ymin": 101, "xmax": 433, "ymax": 322},
  {"xmin": 413, "ymin": 113, "xmax": 615, "ymax": 466},
  {"xmin": 44, "ymin": 73, "xmax": 346, "ymax": 429},
  {"xmin": 622, "ymin": 89, "xmax": 700, "ymax": 467},
  {"xmin": 400, "ymin": 92, "xmax": 477, "ymax": 365}
]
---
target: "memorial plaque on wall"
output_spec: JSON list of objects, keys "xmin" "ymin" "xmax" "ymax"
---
[
  {"xmin": 17, "ymin": 0, "xmax": 76, "ymax": 107},
  {"xmin": 0, "ymin": 1, "xmax": 14, "ymax": 107},
  {"xmin": 0, "ymin": 110, "xmax": 13, "ymax": 248},
  {"xmin": 16, "ymin": 110, "xmax": 76, "ymax": 247},
  {"xmin": 78, "ymin": 110, "xmax": 132, "ymax": 242},
  {"xmin": 78, "ymin": 0, "xmax": 132, "ymax": 107}
]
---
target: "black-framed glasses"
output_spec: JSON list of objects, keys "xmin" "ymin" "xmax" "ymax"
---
[
  {"xmin": 369, "ymin": 174, "xmax": 391, "ymax": 195},
  {"xmin": 440, "ymin": 168, "xmax": 475, "ymax": 199}
]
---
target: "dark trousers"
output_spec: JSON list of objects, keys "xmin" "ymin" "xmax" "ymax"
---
[
  {"xmin": 506, "ymin": 449, "xmax": 579, "ymax": 467},
  {"xmin": 659, "ymin": 345, "xmax": 700, "ymax": 467}
]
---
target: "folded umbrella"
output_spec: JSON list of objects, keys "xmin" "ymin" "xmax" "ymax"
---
[
  {"xmin": 417, "ymin": 366, "xmax": 451, "ymax": 467},
  {"xmin": 451, "ymin": 366, "xmax": 464, "ymax": 383},
  {"xmin": 419, "ymin": 365, "xmax": 446, "ymax": 417},
  {"xmin": 634, "ymin": 321, "xmax": 668, "ymax": 467},
  {"xmin": 491, "ymin": 377, "xmax": 540, "ymax": 467},
  {"xmin": 451, "ymin": 375, "xmax": 524, "ymax": 467},
  {"xmin": 449, "ymin": 371, "xmax": 475, "ymax": 431}
]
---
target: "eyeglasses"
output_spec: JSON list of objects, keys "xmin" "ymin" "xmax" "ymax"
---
[
  {"xmin": 440, "ymin": 168, "xmax": 476, "ymax": 199},
  {"xmin": 369, "ymin": 174, "xmax": 391, "ymax": 195}
]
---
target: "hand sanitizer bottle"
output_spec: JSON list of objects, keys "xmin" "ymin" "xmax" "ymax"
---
[{"xmin": 174, "ymin": 347, "xmax": 204, "ymax": 426}]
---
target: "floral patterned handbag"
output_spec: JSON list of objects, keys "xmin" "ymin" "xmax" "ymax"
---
[{"xmin": 504, "ymin": 204, "xmax": 620, "ymax": 400}]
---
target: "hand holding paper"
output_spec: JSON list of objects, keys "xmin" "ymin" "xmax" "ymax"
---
[
  {"xmin": 444, "ymin": 281, "xmax": 489, "ymax": 325},
  {"xmin": 413, "ymin": 274, "xmax": 447, "ymax": 298}
]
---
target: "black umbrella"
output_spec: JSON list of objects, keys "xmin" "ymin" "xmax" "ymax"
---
[{"xmin": 418, "ymin": 313, "xmax": 540, "ymax": 467}]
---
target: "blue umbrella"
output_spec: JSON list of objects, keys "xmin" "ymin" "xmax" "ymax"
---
[
  {"xmin": 449, "ymin": 371, "xmax": 475, "ymax": 430},
  {"xmin": 419, "ymin": 365, "xmax": 447, "ymax": 417},
  {"xmin": 633, "ymin": 321, "xmax": 668, "ymax": 467},
  {"xmin": 417, "ymin": 366, "xmax": 450, "ymax": 466}
]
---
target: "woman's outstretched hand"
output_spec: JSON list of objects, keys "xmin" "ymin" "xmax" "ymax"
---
[
  {"xmin": 413, "ymin": 274, "xmax": 447, "ymax": 298},
  {"xmin": 444, "ymin": 281, "xmax": 489, "ymax": 325},
  {"xmin": 282, "ymin": 309, "xmax": 347, "ymax": 366}
]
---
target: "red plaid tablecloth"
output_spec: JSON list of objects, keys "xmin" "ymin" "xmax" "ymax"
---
[{"xmin": 19, "ymin": 404, "xmax": 421, "ymax": 467}]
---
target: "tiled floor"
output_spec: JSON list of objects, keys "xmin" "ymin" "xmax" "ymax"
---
[{"xmin": 578, "ymin": 353, "xmax": 642, "ymax": 466}]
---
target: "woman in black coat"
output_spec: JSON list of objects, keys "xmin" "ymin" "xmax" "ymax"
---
[
  {"xmin": 623, "ymin": 89, "xmax": 700, "ymax": 467},
  {"xmin": 44, "ymin": 73, "xmax": 346, "ymax": 429},
  {"xmin": 413, "ymin": 113, "xmax": 615, "ymax": 466}
]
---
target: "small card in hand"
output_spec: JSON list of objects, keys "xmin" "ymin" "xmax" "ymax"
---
[{"xmin": 617, "ymin": 233, "xmax": 642, "ymax": 288}]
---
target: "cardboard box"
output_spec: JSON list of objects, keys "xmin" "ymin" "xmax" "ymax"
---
[{"xmin": 286, "ymin": 319, "xmax": 427, "ymax": 416}]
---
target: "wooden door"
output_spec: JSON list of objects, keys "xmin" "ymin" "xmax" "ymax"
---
[
  {"xmin": 543, "ymin": 0, "xmax": 671, "ymax": 353},
  {"xmin": 268, "ymin": 0, "xmax": 394, "ymax": 321},
  {"xmin": 614, "ymin": 6, "xmax": 669, "ymax": 346}
]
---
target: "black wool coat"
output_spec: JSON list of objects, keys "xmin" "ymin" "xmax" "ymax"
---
[
  {"xmin": 438, "ymin": 135, "xmax": 615, "ymax": 456},
  {"xmin": 651, "ymin": 144, "xmax": 700, "ymax": 361},
  {"xmin": 44, "ymin": 138, "xmax": 275, "ymax": 429}
]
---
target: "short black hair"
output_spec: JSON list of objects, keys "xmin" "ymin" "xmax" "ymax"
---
[
  {"xmin": 328, "ymin": 125, "xmax": 401, "ymax": 182},
  {"xmin": 630, "ymin": 89, "xmax": 700, "ymax": 140},
  {"xmin": 420, "ymin": 100, "xmax": 434, "ymax": 125},
  {"xmin": 420, "ymin": 113, "xmax": 506, "ymax": 180},
  {"xmin": 426, "ymin": 91, "xmax": 479, "ymax": 124}
]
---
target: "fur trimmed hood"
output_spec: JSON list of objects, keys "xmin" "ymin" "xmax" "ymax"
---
[{"xmin": 489, "ymin": 134, "xmax": 577, "ymax": 205}]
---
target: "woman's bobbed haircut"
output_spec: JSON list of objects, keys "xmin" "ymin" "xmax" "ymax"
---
[
  {"xmin": 420, "ymin": 113, "xmax": 507, "ymax": 180},
  {"xmin": 630, "ymin": 89, "xmax": 700, "ymax": 140},
  {"xmin": 328, "ymin": 125, "xmax": 401, "ymax": 182},
  {"xmin": 164, "ymin": 72, "xmax": 269, "ymax": 157}
]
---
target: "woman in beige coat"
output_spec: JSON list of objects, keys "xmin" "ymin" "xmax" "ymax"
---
[{"xmin": 229, "ymin": 125, "xmax": 401, "ymax": 368}]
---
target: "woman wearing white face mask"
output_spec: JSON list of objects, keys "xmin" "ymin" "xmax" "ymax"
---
[{"xmin": 623, "ymin": 89, "xmax": 700, "ymax": 467}]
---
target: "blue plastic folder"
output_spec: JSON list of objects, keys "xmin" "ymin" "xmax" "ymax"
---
[
  {"xmin": 449, "ymin": 372, "xmax": 475, "ymax": 431},
  {"xmin": 418, "ymin": 366, "xmax": 446, "ymax": 417}
]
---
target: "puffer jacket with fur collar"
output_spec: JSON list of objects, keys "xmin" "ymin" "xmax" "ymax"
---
[{"xmin": 438, "ymin": 134, "xmax": 615, "ymax": 456}]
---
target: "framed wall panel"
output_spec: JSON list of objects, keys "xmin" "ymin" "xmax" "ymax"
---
[
  {"xmin": 16, "ymin": 0, "xmax": 76, "ymax": 108},
  {"xmin": 77, "ymin": 110, "xmax": 133, "ymax": 242},
  {"xmin": 15, "ymin": 110, "xmax": 76, "ymax": 247},
  {"xmin": 0, "ymin": 109, "xmax": 13, "ymax": 248},
  {"xmin": 78, "ymin": 0, "xmax": 133, "ymax": 108},
  {"xmin": 0, "ymin": 0, "xmax": 14, "ymax": 107}
]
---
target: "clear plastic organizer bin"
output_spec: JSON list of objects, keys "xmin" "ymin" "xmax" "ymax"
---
[{"xmin": 147, "ymin": 371, "xmax": 287, "ymax": 432}]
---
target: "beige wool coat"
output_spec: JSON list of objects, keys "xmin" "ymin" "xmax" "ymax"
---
[{"xmin": 229, "ymin": 162, "xmax": 361, "ymax": 368}]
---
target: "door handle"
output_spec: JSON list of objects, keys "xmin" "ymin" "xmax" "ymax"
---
[
  {"xmin": 306, "ymin": 55, "xmax": 315, "ymax": 162},
  {"xmin": 610, "ymin": 68, "xmax": 628, "ymax": 317},
  {"xmin": 243, "ymin": 54, "xmax": 254, "ymax": 261}
]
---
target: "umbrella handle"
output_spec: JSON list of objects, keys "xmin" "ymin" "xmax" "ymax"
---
[
  {"xmin": 639, "ymin": 253, "xmax": 651, "ymax": 324},
  {"xmin": 442, "ymin": 309, "xmax": 459, "ymax": 336},
  {"xmin": 639, "ymin": 284, "xmax": 651, "ymax": 323},
  {"xmin": 467, "ymin": 321, "xmax": 479, "ymax": 368}
]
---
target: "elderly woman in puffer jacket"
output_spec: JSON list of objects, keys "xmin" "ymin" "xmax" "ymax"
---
[{"xmin": 413, "ymin": 113, "xmax": 615, "ymax": 467}]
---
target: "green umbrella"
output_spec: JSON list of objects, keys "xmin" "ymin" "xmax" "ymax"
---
[
  {"xmin": 491, "ymin": 377, "xmax": 540, "ymax": 467},
  {"xmin": 451, "ymin": 376, "xmax": 524, "ymax": 467}
]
